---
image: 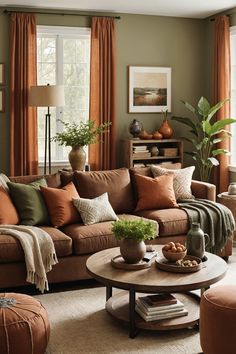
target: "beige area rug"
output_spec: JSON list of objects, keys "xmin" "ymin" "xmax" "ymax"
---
[{"xmin": 35, "ymin": 249, "xmax": 236, "ymax": 354}]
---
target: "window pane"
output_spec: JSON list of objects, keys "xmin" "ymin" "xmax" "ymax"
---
[{"xmin": 37, "ymin": 27, "xmax": 90, "ymax": 164}]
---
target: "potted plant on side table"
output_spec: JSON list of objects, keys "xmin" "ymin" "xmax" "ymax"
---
[
  {"xmin": 111, "ymin": 219, "xmax": 156, "ymax": 264},
  {"xmin": 52, "ymin": 119, "xmax": 111, "ymax": 171}
]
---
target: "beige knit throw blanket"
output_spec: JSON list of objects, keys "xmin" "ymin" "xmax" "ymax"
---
[{"xmin": 0, "ymin": 225, "xmax": 58, "ymax": 292}]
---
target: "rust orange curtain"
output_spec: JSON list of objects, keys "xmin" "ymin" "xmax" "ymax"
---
[
  {"xmin": 89, "ymin": 17, "xmax": 116, "ymax": 171},
  {"xmin": 10, "ymin": 12, "xmax": 38, "ymax": 176},
  {"xmin": 213, "ymin": 15, "xmax": 230, "ymax": 193}
]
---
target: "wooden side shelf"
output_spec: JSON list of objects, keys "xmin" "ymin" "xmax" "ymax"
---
[{"xmin": 122, "ymin": 138, "xmax": 183, "ymax": 168}]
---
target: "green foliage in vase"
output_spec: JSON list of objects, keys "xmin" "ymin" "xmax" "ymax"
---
[
  {"xmin": 171, "ymin": 97, "xmax": 236, "ymax": 182},
  {"xmin": 111, "ymin": 219, "xmax": 156, "ymax": 242},
  {"xmin": 51, "ymin": 120, "xmax": 111, "ymax": 147}
]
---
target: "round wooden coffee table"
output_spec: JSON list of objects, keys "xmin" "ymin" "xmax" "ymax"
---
[{"xmin": 86, "ymin": 246, "xmax": 227, "ymax": 338}]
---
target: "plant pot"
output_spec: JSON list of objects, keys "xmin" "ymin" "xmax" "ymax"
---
[
  {"xmin": 68, "ymin": 145, "xmax": 86, "ymax": 171},
  {"xmin": 120, "ymin": 238, "xmax": 146, "ymax": 264},
  {"xmin": 158, "ymin": 119, "xmax": 173, "ymax": 139}
]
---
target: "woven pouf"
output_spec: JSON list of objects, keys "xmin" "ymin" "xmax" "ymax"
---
[
  {"xmin": 0, "ymin": 293, "xmax": 50, "ymax": 354},
  {"xmin": 200, "ymin": 285, "xmax": 236, "ymax": 354}
]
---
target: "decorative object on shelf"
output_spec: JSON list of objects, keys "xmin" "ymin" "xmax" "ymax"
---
[
  {"xmin": 52, "ymin": 120, "xmax": 111, "ymax": 171},
  {"xmin": 228, "ymin": 182, "xmax": 236, "ymax": 195},
  {"xmin": 29, "ymin": 84, "xmax": 65, "ymax": 174},
  {"xmin": 150, "ymin": 146, "xmax": 159, "ymax": 156},
  {"xmin": 0, "ymin": 89, "xmax": 5, "ymax": 113},
  {"xmin": 152, "ymin": 130, "xmax": 163, "ymax": 140},
  {"xmin": 139, "ymin": 129, "xmax": 153, "ymax": 140},
  {"xmin": 128, "ymin": 66, "xmax": 171, "ymax": 113},
  {"xmin": 158, "ymin": 109, "xmax": 173, "ymax": 138},
  {"xmin": 129, "ymin": 119, "xmax": 142, "ymax": 138},
  {"xmin": 186, "ymin": 222, "xmax": 209, "ymax": 259},
  {"xmin": 0, "ymin": 63, "xmax": 5, "ymax": 85},
  {"xmin": 111, "ymin": 219, "xmax": 156, "ymax": 264},
  {"xmin": 171, "ymin": 96, "xmax": 236, "ymax": 182}
]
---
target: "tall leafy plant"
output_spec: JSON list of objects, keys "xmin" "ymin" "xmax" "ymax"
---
[{"xmin": 171, "ymin": 97, "xmax": 236, "ymax": 182}]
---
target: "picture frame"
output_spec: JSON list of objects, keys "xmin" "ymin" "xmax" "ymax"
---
[
  {"xmin": 0, "ymin": 89, "xmax": 5, "ymax": 113},
  {"xmin": 0, "ymin": 63, "xmax": 5, "ymax": 85},
  {"xmin": 128, "ymin": 66, "xmax": 171, "ymax": 113}
]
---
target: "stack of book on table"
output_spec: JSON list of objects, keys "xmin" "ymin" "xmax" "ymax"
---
[
  {"xmin": 135, "ymin": 293, "xmax": 188, "ymax": 322},
  {"xmin": 133, "ymin": 145, "xmax": 151, "ymax": 158}
]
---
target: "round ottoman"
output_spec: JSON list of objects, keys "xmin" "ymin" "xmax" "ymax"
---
[
  {"xmin": 200, "ymin": 285, "xmax": 236, "ymax": 354},
  {"xmin": 0, "ymin": 293, "xmax": 50, "ymax": 354}
]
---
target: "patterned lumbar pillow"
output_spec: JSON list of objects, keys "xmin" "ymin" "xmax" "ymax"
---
[
  {"xmin": 73, "ymin": 192, "xmax": 118, "ymax": 225},
  {"xmin": 151, "ymin": 165, "xmax": 195, "ymax": 200}
]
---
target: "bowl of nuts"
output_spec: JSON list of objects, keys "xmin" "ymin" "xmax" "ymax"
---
[{"xmin": 162, "ymin": 242, "xmax": 187, "ymax": 262}]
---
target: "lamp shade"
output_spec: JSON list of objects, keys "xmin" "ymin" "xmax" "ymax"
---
[{"xmin": 29, "ymin": 85, "xmax": 65, "ymax": 107}]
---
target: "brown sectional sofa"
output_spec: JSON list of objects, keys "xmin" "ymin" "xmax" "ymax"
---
[{"xmin": 0, "ymin": 167, "xmax": 232, "ymax": 290}]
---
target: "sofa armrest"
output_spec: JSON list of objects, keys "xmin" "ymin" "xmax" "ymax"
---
[{"xmin": 191, "ymin": 180, "xmax": 216, "ymax": 202}]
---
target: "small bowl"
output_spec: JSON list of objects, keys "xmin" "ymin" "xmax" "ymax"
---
[{"xmin": 162, "ymin": 247, "xmax": 187, "ymax": 262}]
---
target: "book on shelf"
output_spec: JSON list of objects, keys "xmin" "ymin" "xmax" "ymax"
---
[
  {"xmin": 136, "ymin": 298, "xmax": 184, "ymax": 315},
  {"xmin": 133, "ymin": 163, "xmax": 146, "ymax": 168},
  {"xmin": 133, "ymin": 145, "xmax": 148, "ymax": 150},
  {"xmin": 139, "ymin": 293, "xmax": 177, "ymax": 308},
  {"xmin": 133, "ymin": 149, "xmax": 149, "ymax": 153},
  {"xmin": 133, "ymin": 152, "xmax": 151, "ymax": 158},
  {"xmin": 135, "ymin": 305, "xmax": 188, "ymax": 322}
]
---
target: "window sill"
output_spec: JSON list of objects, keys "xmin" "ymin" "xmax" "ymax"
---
[
  {"xmin": 38, "ymin": 161, "xmax": 70, "ymax": 168},
  {"xmin": 229, "ymin": 165, "xmax": 236, "ymax": 173}
]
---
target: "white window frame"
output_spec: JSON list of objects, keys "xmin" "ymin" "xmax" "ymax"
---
[
  {"xmin": 229, "ymin": 25, "xmax": 236, "ymax": 171},
  {"xmin": 36, "ymin": 25, "xmax": 91, "ymax": 166}
]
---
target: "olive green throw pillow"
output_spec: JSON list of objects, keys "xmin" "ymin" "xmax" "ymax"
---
[{"xmin": 7, "ymin": 178, "xmax": 50, "ymax": 226}]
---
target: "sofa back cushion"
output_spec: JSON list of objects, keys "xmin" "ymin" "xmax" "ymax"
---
[
  {"xmin": 0, "ymin": 187, "xmax": 19, "ymax": 225},
  {"xmin": 73, "ymin": 168, "xmax": 135, "ymax": 213},
  {"xmin": 10, "ymin": 173, "xmax": 61, "ymax": 188}
]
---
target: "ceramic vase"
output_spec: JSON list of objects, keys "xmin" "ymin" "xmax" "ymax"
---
[
  {"xmin": 68, "ymin": 145, "xmax": 86, "ymax": 171},
  {"xmin": 120, "ymin": 238, "xmax": 146, "ymax": 264},
  {"xmin": 186, "ymin": 222, "xmax": 209, "ymax": 259},
  {"xmin": 158, "ymin": 119, "xmax": 173, "ymax": 139},
  {"xmin": 129, "ymin": 119, "xmax": 142, "ymax": 139},
  {"xmin": 228, "ymin": 183, "xmax": 236, "ymax": 195}
]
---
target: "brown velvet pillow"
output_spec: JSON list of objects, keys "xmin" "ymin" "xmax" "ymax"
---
[
  {"xmin": 134, "ymin": 173, "xmax": 178, "ymax": 211},
  {"xmin": 41, "ymin": 182, "xmax": 80, "ymax": 228},
  {"xmin": 0, "ymin": 186, "xmax": 19, "ymax": 225}
]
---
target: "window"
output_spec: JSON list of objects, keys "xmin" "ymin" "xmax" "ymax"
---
[
  {"xmin": 37, "ymin": 26, "xmax": 91, "ymax": 164},
  {"xmin": 230, "ymin": 26, "xmax": 236, "ymax": 166}
]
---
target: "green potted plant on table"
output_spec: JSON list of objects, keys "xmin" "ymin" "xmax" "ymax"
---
[
  {"xmin": 171, "ymin": 97, "xmax": 236, "ymax": 182},
  {"xmin": 111, "ymin": 219, "xmax": 156, "ymax": 264},
  {"xmin": 52, "ymin": 120, "xmax": 111, "ymax": 171}
]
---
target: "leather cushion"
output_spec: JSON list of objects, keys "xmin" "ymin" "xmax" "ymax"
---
[
  {"xmin": 134, "ymin": 173, "xmax": 178, "ymax": 211},
  {"xmin": 134, "ymin": 208, "xmax": 189, "ymax": 236},
  {"xmin": 73, "ymin": 168, "xmax": 135, "ymax": 213},
  {"xmin": 0, "ymin": 226, "xmax": 72, "ymax": 263}
]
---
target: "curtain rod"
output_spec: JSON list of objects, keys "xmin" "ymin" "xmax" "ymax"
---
[{"xmin": 3, "ymin": 9, "xmax": 121, "ymax": 20}]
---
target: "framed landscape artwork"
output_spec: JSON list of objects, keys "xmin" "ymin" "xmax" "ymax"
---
[{"xmin": 129, "ymin": 66, "xmax": 171, "ymax": 113}]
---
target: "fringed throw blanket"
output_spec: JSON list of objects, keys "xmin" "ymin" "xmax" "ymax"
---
[
  {"xmin": 178, "ymin": 199, "xmax": 235, "ymax": 254},
  {"xmin": 0, "ymin": 225, "xmax": 58, "ymax": 292}
]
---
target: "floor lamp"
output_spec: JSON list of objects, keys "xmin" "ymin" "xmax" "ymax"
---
[{"xmin": 29, "ymin": 84, "xmax": 65, "ymax": 175}]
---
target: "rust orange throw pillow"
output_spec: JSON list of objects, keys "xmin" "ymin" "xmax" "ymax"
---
[
  {"xmin": 134, "ymin": 173, "xmax": 178, "ymax": 211},
  {"xmin": 41, "ymin": 182, "xmax": 80, "ymax": 227},
  {"xmin": 0, "ymin": 186, "xmax": 19, "ymax": 224}
]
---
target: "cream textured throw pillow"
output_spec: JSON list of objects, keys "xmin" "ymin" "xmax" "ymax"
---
[
  {"xmin": 73, "ymin": 192, "xmax": 118, "ymax": 225},
  {"xmin": 151, "ymin": 165, "xmax": 195, "ymax": 200},
  {"xmin": 0, "ymin": 173, "xmax": 10, "ymax": 192}
]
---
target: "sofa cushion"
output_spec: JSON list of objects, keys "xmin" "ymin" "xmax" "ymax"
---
[
  {"xmin": 10, "ymin": 173, "xmax": 61, "ymax": 188},
  {"xmin": 0, "ymin": 187, "xmax": 19, "ymax": 225},
  {"xmin": 73, "ymin": 193, "xmax": 118, "ymax": 225},
  {"xmin": 73, "ymin": 168, "xmax": 135, "ymax": 213},
  {"xmin": 0, "ymin": 226, "xmax": 72, "ymax": 263},
  {"xmin": 61, "ymin": 214, "xmax": 147, "ymax": 255},
  {"xmin": 134, "ymin": 174, "xmax": 178, "ymax": 211},
  {"xmin": 134, "ymin": 208, "xmax": 189, "ymax": 236},
  {"xmin": 151, "ymin": 165, "xmax": 195, "ymax": 200},
  {"xmin": 41, "ymin": 182, "xmax": 81, "ymax": 228},
  {"xmin": 7, "ymin": 178, "xmax": 50, "ymax": 226}
]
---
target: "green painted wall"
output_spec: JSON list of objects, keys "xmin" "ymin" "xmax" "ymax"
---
[{"xmin": 0, "ymin": 8, "xmax": 208, "ymax": 174}]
